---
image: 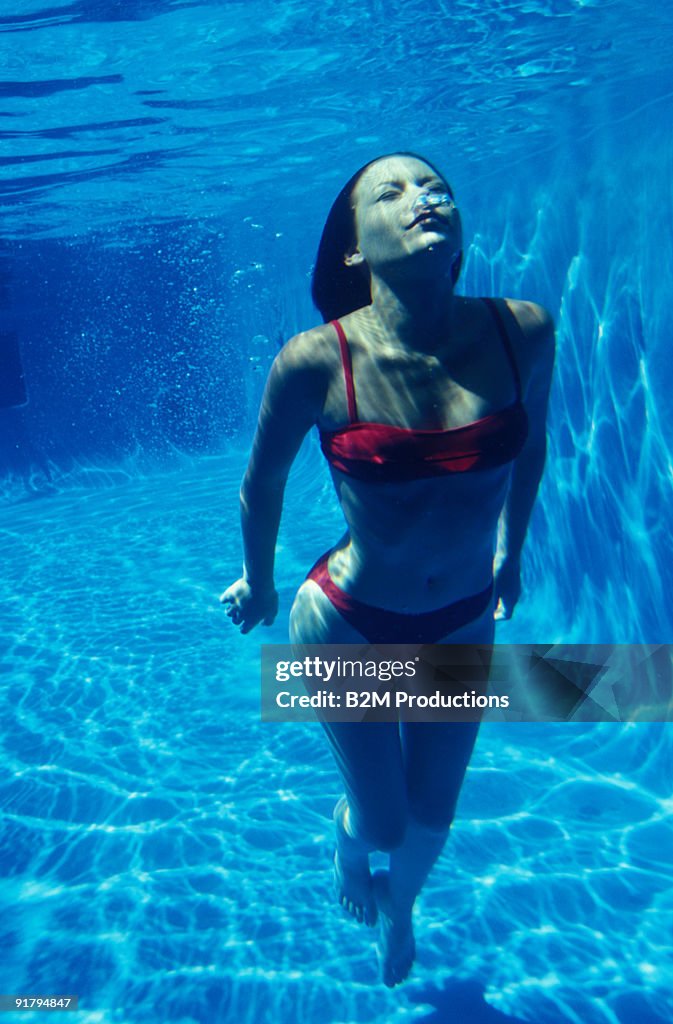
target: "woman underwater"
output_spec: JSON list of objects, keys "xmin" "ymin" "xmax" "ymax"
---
[{"xmin": 222, "ymin": 152, "xmax": 555, "ymax": 986}]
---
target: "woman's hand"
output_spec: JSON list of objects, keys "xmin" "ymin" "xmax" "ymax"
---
[
  {"xmin": 493, "ymin": 555, "xmax": 521, "ymax": 621},
  {"xmin": 220, "ymin": 578, "xmax": 279, "ymax": 634}
]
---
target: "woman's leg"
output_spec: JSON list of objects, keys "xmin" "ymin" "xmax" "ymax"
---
[
  {"xmin": 372, "ymin": 722, "xmax": 480, "ymax": 986},
  {"xmin": 290, "ymin": 580, "xmax": 408, "ymax": 926},
  {"xmin": 391, "ymin": 721, "xmax": 480, "ymax": 903},
  {"xmin": 323, "ymin": 720, "xmax": 407, "ymax": 926},
  {"xmin": 375, "ymin": 602, "xmax": 496, "ymax": 985}
]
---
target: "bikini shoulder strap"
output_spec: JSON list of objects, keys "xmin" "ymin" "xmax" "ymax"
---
[
  {"xmin": 330, "ymin": 319, "xmax": 358, "ymax": 422},
  {"xmin": 481, "ymin": 298, "xmax": 522, "ymax": 401}
]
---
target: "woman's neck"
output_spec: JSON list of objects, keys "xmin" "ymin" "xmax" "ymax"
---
[{"xmin": 367, "ymin": 273, "xmax": 462, "ymax": 354}]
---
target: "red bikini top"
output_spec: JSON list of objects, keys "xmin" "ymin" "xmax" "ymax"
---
[{"xmin": 319, "ymin": 298, "xmax": 529, "ymax": 482}]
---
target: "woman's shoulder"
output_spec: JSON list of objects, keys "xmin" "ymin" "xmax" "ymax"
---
[
  {"xmin": 467, "ymin": 296, "xmax": 554, "ymax": 393},
  {"xmin": 494, "ymin": 299, "xmax": 555, "ymax": 405},
  {"xmin": 274, "ymin": 322, "xmax": 342, "ymax": 379},
  {"xmin": 461, "ymin": 295, "xmax": 553, "ymax": 339},
  {"xmin": 499, "ymin": 298, "xmax": 555, "ymax": 342},
  {"xmin": 474, "ymin": 297, "xmax": 555, "ymax": 371}
]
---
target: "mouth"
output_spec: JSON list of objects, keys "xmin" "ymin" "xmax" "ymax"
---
[{"xmin": 408, "ymin": 212, "xmax": 447, "ymax": 230}]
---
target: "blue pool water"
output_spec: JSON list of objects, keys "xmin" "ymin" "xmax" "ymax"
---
[{"xmin": 1, "ymin": 2, "xmax": 673, "ymax": 1022}]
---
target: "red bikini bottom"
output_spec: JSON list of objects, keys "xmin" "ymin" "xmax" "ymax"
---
[{"xmin": 306, "ymin": 550, "xmax": 494, "ymax": 644}]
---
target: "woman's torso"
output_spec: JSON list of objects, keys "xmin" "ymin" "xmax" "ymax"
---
[{"xmin": 314, "ymin": 297, "xmax": 533, "ymax": 611}]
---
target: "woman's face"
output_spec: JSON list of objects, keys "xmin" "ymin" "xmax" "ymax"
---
[{"xmin": 347, "ymin": 155, "xmax": 462, "ymax": 274}]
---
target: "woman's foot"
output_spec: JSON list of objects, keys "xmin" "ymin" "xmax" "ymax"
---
[
  {"xmin": 372, "ymin": 869, "xmax": 416, "ymax": 987},
  {"xmin": 333, "ymin": 797, "xmax": 377, "ymax": 927}
]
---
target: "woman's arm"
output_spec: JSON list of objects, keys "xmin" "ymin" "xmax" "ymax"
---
[
  {"xmin": 221, "ymin": 330, "xmax": 329, "ymax": 633},
  {"xmin": 494, "ymin": 301, "xmax": 556, "ymax": 619}
]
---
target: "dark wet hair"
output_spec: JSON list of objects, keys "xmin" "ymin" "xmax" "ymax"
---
[{"xmin": 311, "ymin": 151, "xmax": 463, "ymax": 323}]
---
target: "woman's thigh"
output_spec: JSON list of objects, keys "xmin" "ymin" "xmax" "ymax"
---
[
  {"xmin": 401, "ymin": 721, "xmax": 480, "ymax": 830},
  {"xmin": 289, "ymin": 579, "xmax": 367, "ymax": 645},
  {"xmin": 290, "ymin": 579, "xmax": 496, "ymax": 841},
  {"xmin": 318, "ymin": 719, "xmax": 408, "ymax": 850},
  {"xmin": 401, "ymin": 597, "xmax": 495, "ymax": 829},
  {"xmin": 291, "ymin": 582, "xmax": 407, "ymax": 848},
  {"xmin": 437, "ymin": 592, "xmax": 497, "ymax": 645}
]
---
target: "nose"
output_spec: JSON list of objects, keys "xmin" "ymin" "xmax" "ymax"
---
[{"xmin": 412, "ymin": 191, "xmax": 454, "ymax": 216}]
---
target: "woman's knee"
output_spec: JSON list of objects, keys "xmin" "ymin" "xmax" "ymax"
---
[
  {"xmin": 407, "ymin": 776, "xmax": 464, "ymax": 832},
  {"xmin": 407, "ymin": 802, "xmax": 456, "ymax": 833},
  {"xmin": 350, "ymin": 805, "xmax": 408, "ymax": 852},
  {"xmin": 404, "ymin": 721, "xmax": 480, "ymax": 831}
]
